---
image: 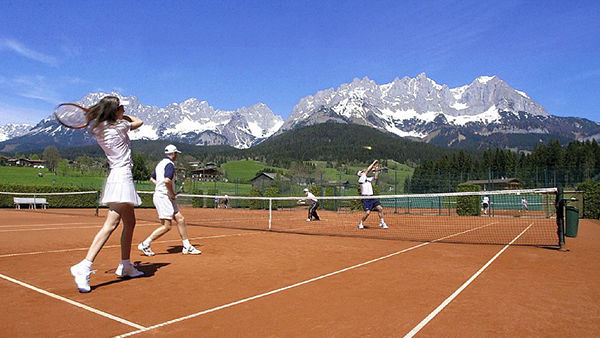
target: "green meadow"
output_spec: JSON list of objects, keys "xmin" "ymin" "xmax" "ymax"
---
[{"xmin": 1, "ymin": 158, "xmax": 413, "ymax": 196}]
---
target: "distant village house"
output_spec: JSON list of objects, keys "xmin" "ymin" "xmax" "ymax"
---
[{"xmin": 464, "ymin": 178, "xmax": 522, "ymax": 191}]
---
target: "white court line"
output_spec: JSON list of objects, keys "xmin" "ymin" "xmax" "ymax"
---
[
  {"xmin": 0, "ymin": 272, "xmax": 146, "ymax": 330},
  {"xmin": 116, "ymin": 222, "xmax": 499, "ymax": 337},
  {"xmin": 403, "ymin": 223, "xmax": 534, "ymax": 338},
  {"xmin": 0, "ymin": 223, "xmax": 157, "ymax": 233},
  {"xmin": 0, "ymin": 221, "xmax": 156, "ymax": 228},
  {"xmin": 0, "ymin": 233, "xmax": 251, "ymax": 258}
]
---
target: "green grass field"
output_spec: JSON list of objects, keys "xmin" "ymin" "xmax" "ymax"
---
[
  {"xmin": 0, "ymin": 166, "xmax": 106, "ymax": 189},
  {"xmin": 1, "ymin": 158, "xmax": 413, "ymax": 197},
  {"xmin": 221, "ymin": 160, "xmax": 287, "ymax": 182}
]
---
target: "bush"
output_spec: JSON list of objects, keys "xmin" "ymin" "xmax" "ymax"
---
[
  {"xmin": 577, "ymin": 180, "xmax": 600, "ymax": 219},
  {"xmin": 456, "ymin": 183, "xmax": 481, "ymax": 216},
  {"xmin": 0, "ymin": 184, "xmax": 99, "ymax": 208},
  {"xmin": 191, "ymin": 189, "xmax": 205, "ymax": 208}
]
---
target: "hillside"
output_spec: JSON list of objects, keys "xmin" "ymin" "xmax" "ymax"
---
[{"xmin": 14, "ymin": 123, "xmax": 465, "ymax": 166}]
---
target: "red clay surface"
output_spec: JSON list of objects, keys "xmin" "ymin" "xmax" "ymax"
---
[{"xmin": 0, "ymin": 207, "xmax": 598, "ymax": 337}]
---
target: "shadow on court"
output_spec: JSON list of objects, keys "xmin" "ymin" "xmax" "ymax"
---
[
  {"xmin": 159, "ymin": 245, "xmax": 204, "ymax": 255},
  {"xmin": 92, "ymin": 262, "xmax": 170, "ymax": 290}
]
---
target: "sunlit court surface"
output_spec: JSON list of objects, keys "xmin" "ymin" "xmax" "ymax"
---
[{"xmin": 1, "ymin": 206, "xmax": 599, "ymax": 337}]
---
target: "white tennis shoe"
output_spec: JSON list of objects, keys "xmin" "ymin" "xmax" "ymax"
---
[
  {"xmin": 137, "ymin": 242, "xmax": 155, "ymax": 256},
  {"xmin": 380, "ymin": 222, "xmax": 389, "ymax": 229},
  {"xmin": 358, "ymin": 223, "xmax": 364, "ymax": 229},
  {"xmin": 70, "ymin": 264, "xmax": 95, "ymax": 293},
  {"xmin": 306, "ymin": 218, "xmax": 311, "ymax": 222},
  {"xmin": 182, "ymin": 245, "xmax": 202, "ymax": 255},
  {"xmin": 115, "ymin": 263, "xmax": 144, "ymax": 278}
]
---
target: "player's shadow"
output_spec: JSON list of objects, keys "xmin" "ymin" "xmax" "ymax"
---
[
  {"xmin": 91, "ymin": 261, "xmax": 170, "ymax": 291},
  {"xmin": 156, "ymin": 245, "xmax": 203, "ymax": 255}
]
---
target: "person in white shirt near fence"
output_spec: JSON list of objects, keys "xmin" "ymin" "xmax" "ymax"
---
[
  {"xmin": 137, "ymin": 145, "xmax": 201, "ymax": 256},
  {"xmin": 301, "ymin": 188, "xmax": 320, "ymax": 222}
]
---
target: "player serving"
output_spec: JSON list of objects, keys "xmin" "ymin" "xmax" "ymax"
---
[
  {"xmin": 357, "ymin": 160, "xmax": 388, "ymax": 229},
  {"xmin": 137, "ymin": 145, "xmax": 201, "ymax": 256}
]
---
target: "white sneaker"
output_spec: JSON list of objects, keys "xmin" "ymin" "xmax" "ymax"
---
[
  {"xmin": 137, "ymin": 242, "xmax": 155, "ymax": 256},
  {"xmin": 70, "ymin": 264, "xmax": 95, "ymax": 293},
  {"xmin": 380, "ymin": 222, "xmax": 388, "ymax": 229},
  {"xmin": 115, "ymin": 263, "xmax": 144, "ymax": 278},
  {"xmin": 306, "ymin": 218, "xmax": 311, "ymax": 222},
  {"xmin": 358, "ymin": 223, "xmax": 364, "ymax": 229},
  {"xmin": 182, "ymin": 245, "xmax": 202, "ymax": 255}
]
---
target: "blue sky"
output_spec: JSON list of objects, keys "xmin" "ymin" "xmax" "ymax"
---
[{"xmin": 1, "ymin": 0, "xmax": 599, "ymax": 125}]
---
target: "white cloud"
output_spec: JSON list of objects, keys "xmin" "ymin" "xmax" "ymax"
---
[
  {"xmin": 0, "ymin": 38, "xmax": 58, "ymax": 66},
  {"xmin": 0, "ymin": 101, "xmax": 49, "ymax": 125},
  {"xmin": 13, "ymin": 75, "xmax": 62, "ymax": 104}
]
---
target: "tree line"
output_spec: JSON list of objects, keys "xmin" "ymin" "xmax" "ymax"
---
[{"xmin": 409, "ymin": 140, "xmax": 600, "ymax": 193}]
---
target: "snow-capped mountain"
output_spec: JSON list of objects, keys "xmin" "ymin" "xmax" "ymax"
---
[
  {"xmin": 279, "ymin": 73, "xmax": 600, "ymax": 148},
  {"xmin": 1, "ymin": 73, "xmax": 599, "ymax": 153},
  {"xmin": 1, "ymin": 93, "xmax": 284, "ymax": 151},
  {"xmin": 0, "ymin": 123, "xmax": 33, "ymax": 142}
]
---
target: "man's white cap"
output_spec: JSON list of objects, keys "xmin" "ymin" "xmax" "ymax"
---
[
  {"xmin": 303, "ymin": 188, "xmax": 309, "ymax": 192},
  {"xmin": 164, "ymin": 144, "xmax": 181, "ymax": 154},
  {"xmin": 357, "ymin": 170, "xmax": 364, "ymax": 176}
]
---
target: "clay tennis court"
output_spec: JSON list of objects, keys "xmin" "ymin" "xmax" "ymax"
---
[{"xmin": 1, "ymin": 207, "xmax": 599, "ymax": 337}]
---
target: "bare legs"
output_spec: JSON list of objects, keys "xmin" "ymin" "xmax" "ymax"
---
[
  {"xmin": 85, "ymin": 203, "xmax": 136, "ymax": 262},
  {"xmin": 145, "ymin": 211, "xmax": 189, "ymax": 242}
]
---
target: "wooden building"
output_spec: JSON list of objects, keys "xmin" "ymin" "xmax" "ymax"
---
[{"xmin": 464, "ymin": 178, "xmax": 523, "ymax": 191}]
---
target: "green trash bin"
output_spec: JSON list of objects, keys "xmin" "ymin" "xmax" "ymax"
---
[{"xmin": 565, "ymin": 206, "xmax": 579, "ymax": 238}]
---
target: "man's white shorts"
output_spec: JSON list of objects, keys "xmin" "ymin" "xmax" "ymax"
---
[{"xmin": 153, "ymin": 193, "xmax": 179, "ymax": 220}]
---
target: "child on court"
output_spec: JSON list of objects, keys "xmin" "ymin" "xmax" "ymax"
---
[
  {"xmin": 70, "ymin": 96, "xmax": 145, "ymax": 293},
  {"xmin": 357, "ymin": 160, "xmax": 388, "ymax": 229},
  {"xmin": 137, "ymin": 145, "xmax": 201, "ymax": 256},
  {"xmin": 302, "ymin": 188, "xmax": 320, "ymax": 222}
]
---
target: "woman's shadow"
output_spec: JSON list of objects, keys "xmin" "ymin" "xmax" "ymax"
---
[{"xmin": 91, "ymin": 261, "xmax": 170, "ymax": 291}]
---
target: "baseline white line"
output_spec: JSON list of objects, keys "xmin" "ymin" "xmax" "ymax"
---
[
  {"xmin": 403, "ymin": 223, "xmax": 534, "ymax": 338},
  {"xmin": 0, "ymin": 233, "xmax": 251, "ymax": 258},
  {"xmin": 116, "ymin": 222, "xmax": 499, "ymax": 337},
  {"xmin": 0, "ymin": 272, "xmax": 146, "ymax": 330}
]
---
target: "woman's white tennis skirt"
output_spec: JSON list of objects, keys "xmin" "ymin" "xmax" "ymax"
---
[
  {"xmin": 100, "ymin": 166, "xmax": 141, "ymax": 206},
  {"xmin": 153, "ymin": 193, "xmax": 179, "ymax": 219}
]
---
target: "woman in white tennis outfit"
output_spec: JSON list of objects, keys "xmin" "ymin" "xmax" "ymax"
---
[{"xmin": 70, "ymin": 96, "xmax": 145, "ymax": 293}]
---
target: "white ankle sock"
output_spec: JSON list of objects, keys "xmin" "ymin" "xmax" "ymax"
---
[
  {"xmin": 143, "ymin": 238, "xmax": 152, "ymax": 246},
  {"xmin": 79, "ymin": 259, "xmax": 93, "ymax": 269},
  {"xmin": 182, "ymin": 239, "xmax": 191, "ymax": 248}
]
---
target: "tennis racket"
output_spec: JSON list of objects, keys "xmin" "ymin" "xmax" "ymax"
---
[
  {"xmin": 54, "ymin": 103, "xmax": 90, "ymax": 129},
  {"xmin": 176, "ymin": 181, "xmax": 185, "ymax": 195}
]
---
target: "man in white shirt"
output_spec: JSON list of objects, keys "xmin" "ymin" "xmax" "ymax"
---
[
  {"xmin": 482, "ymin": 196, "xmax": 490, "ymax": 215},
  {"xmin": 520, "ymin": 197, "xmax": 528, "ymax": 212},
  {"xmin": 137, "ymin": 145, "xmax": 201, "ymax": 256},
  {"xmin": 302, "ymin": 188, "xmax": 320, "ymax": 222},
  {"xmin": 357, "ymin": 160, "xmax": 387, "ymax": 229}
]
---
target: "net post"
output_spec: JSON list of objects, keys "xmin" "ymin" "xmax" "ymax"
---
[
  {"xmin": 268, "ymin": 198, "xmax": 273, "ymax": 230},
  {"xmin": 33, "ymin": 193, "xmax": 37, "ymax": 210},
  {"xmin": 95, "ymin": 191, "xmax": 100, "ymax": 217}
]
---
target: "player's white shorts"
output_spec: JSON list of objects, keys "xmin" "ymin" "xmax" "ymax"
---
[{"xmin": 153, "ymin": 193, "xmax": 180, "ymax": 220}]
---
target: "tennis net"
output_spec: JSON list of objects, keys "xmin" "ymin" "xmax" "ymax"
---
[{"xmin": 173, "ymin": 188, "xmax": 560, "ymax": 246}]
